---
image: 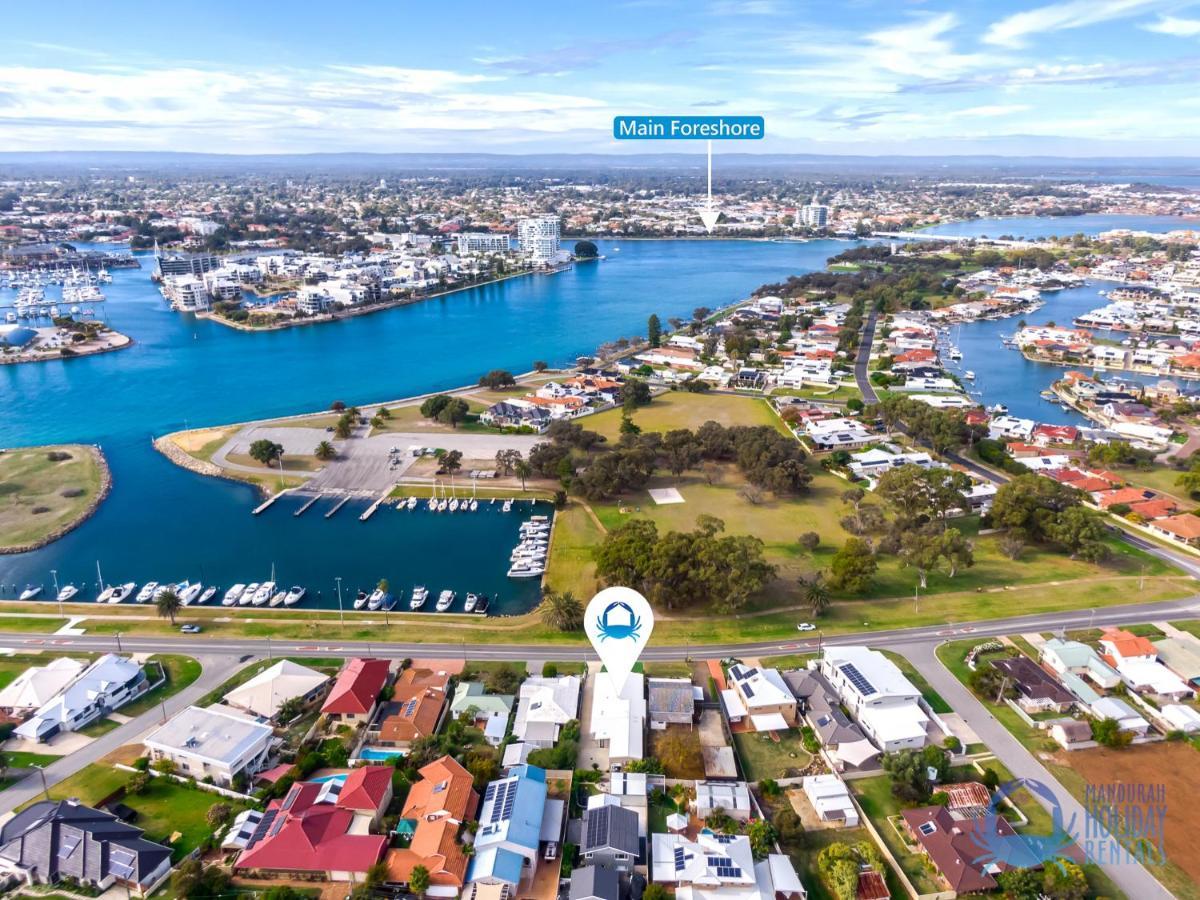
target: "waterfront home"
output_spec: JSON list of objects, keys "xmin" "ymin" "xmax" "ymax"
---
[
  {"xmin": 803, "ymin": 417, "xmax": 874, "ymax": 451},
  {"xmin": 224, "ymin": 659, "xmax": 330, "ymax": 721},
  {"xmin": 234, "ymin": 767, "xmax": 393, "ymax": 883},
  {"xmin": 727, "ymin": 663, "xmax": 797, "ymax": 730},
  {"xmin": 635, "ymin": 346, "xmax": 703, "ymax": 371},
  {"xmin": 143, "ymin": 705, "xmax": 273, "ymax": 786},
  {"xmin": 819, "ymin": 647, "xmax": 930, "ymax": 752},
  {"xmin": 580, "ymin": 798, "xmax": 640, "ymax": 871},
  {"xmin": 480, "ymin": 400, "xmax": 552, "ymax": 432},
  {"xmin": 695, "ymin": 781, "xmax": 752, "ymax": 822},
  {"xmin": 387, "ymin": 756, "xmax": 479, "ymax": 897},
  {"xmin": 371, "ymin": 670, "xmax": 449, "ymax": 748},
  {"xmin": 1149, "ymin": 513, "xmax": 1200, "ymax": 547},
  {"xmin": 468, "ymin": 766, "xmax": 561, "ymax": 889},
  {"xmin": 901, "ymin": 806, "xmax": 1030, "ymax": 893},
  {"xmin": 801, "ymin": 774, "xmax": 860, "ymax": 827},
  {"xmin": 991, "ymin": 656, "xmax": 1075, "ymax": 713},
  {"xmin": 988, "ymin": 415, "xmax": 1036, "ymax": 441},
  {"xmin": 0, "ymin": 657, "xmax": 85, "ymax": 716},
  {"xmin": 15, "ymin": 654, "xmax": 147, "ymax": 743},
  {"xmin": 908, "ymin": 393, "xmax": 975, "ymax": 409},
  {"xmin": 1031, "ymin": 423, "xmax": 1079, "ymax": 446},
  {"xmin": 589, "ymin": 671, "xmax": 646, "ymax": 763},
  {"xmin": 512, "ymin": 674, "xmax": 580, "ymax": 748},
  {"xmin": 322, "ymin": 658, "xmax": 393, "ymax": 725},
  {"xmin": 0, "ymin": 800, "xmax": 173, "ymax": 897}
]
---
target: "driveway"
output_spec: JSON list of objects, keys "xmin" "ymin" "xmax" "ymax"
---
[
  {"xmin": 576, "ymin": 663, "xmax": 608, "ymax": 771},
  {"xmin": 907, "ymin": 641, "xmax": 1172, "ymax": 899},
  {"xmin": 0, "ymin": 654, "xmax": 254, "ymax": 817}
]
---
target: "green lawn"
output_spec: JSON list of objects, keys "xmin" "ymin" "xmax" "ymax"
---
[
  {"xmin": 850, "ymin": 775, "xmax": 946, "ymax": 895},
  {"xmin": 25, "ymin": 762, "xmax": 128, "ymax": 808},
  {"xmin": 121, "ymin": 774, "xmax": 252, "ymax": 859},
  {"xmin": 586, "ymin": 391, "xmax": 787, "ymax": 441},
  {"xmin": 4, "ymin": 750, "xmax": 60, "ymax": 768},
  {"xmin": 792, "ymin": 826, "xmax": 904, "ymax": 900},
  {"xmin": 881, "ymin": 650, "xmax": 952, "ymax": 714},
  {"xmin": 543, "ymin": 500, "xmax": 605, "ymax": 599},
  {"xmin": 119, "ymin": 655, "xmax": 203, "ymax": 717},
  {"xmin": 0, "ymin": 617, "xmax": 71, "ymax": 636},
  {"xmin": 77, "ymin": 717, "xmax": 121, "ymax": 738},
  {"xmin": 0, "ymin": 444, "xmax": 106, "ymax": 551},
  {"xmin": 731, "ymin": 729, "xmax": 813, "ymax": 780}
]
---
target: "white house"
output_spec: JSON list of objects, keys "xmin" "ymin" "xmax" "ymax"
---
[
  {"xmin": 0, "ymin": 658, "xmax": 85, "ymax": 715},
  {"xmin": 651, "ymin": 832, "xmax": 805, "ymax": 900},
  {"xmin": 727, "ymin": 664, "xmax": 797, "ymax": 730},
  {"xmin": 512, "ymin": 675, "xmax": 580, "ymax": 748},
  {"xmin": 1162, "ymin": 704, "xmax": 1200, "ymax": 733},
  {"xmin": 1090, "ymin": 697, "xmax": 1150, "ymax": 736},
  {"xmin": 15, "ymin": 655, "xmax": 147, "ymax": 743},
  {"xmin": 589, "ymin": 672, "xmax": 645, "ymax": 764},
  {"xmin": 143, "ymin": 705, "xmax": 274, "ymax": 786},
  {"xmin": 804, "ymin": 418, "xmax": 874, "ymax": 451},
  {"xmin": 820, "ymin": 647, "xmax": 930, "ymax": 752},
  {"xmin": 801, "ymin": 775, "xmax": 860, "ymax": 827},
  {"xmin": 694, "ymin": 781, "xmax": 752, "ymax": 822},
  {"xmin": 224, "ymin": 660, "xmax": 331, "ymax": 720}
]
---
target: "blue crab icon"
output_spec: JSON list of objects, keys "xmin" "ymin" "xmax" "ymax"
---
[
  {"xmin": 595, "ymin": 601, "xmax": 643, "ymax": 642},
  {"xmin": 966, "ymin": 778, "xmax": 1078, "ymax": 872}
]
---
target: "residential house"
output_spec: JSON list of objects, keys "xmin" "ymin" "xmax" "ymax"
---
[
  {"xmin": 15, "ymin": 654, "xmax": 147, "ymax": 743},
  {"xmin": 451, "ymin": 682, "xmax": 515, "ymax": 726},
  {"xmin": 785, "ymin": 669, "xmax": 879, "ymax": 770},
  {"xmin": 694, "ymin": 781, "xmax": 752, "ymax": 822},
  {"xmin": 322, "ymin": 658, "xmax": 393, "ymax": 725},
  {"xmin": 570, "ymin": 866, "xmax": 621, "ymax": 900},
  {"xmin": 513, "ymin": 675, "xmax": 580, "ymax": 748},
  {"xmin": 589, "ymin": 671, "xmax": 645, "ymax": 764},
  {"xmin": 143, "ymin": 705, "xmax": 273, "ymax": 787},
  {"xmin": 727, "ymin": 664, "xmax": 797, "ymax": 731},
  {"xmin": 991, "ymin": 656, "xmax": 1076, "ymax": 713},
  {"xmin": 1152, "ymin": 638, "xmax": 1200, "ymax": 687},
  {"xmin": 901, "ymin": 806, "xmax": 1032, "ymax": 893},
  {"xmin": 1148, "ymin": 513, "xmax": 1200, "ymax": 547},
  {"xmin": 370, "ymin": 667, "xmax": 450, "ymax": 748},
  {"xmin": 387, "ymin": 756, "xmax": 479, "ymax": 897},
  {"xmin": 800, "ymin": 775, "xmax": 860, "ymax": 827},
  {"xmin": 0, "ymin": 800, "xmax": 173, "ymax": 896},
  {"xmin": 820, "ymin": 647, "xmax": 930, "ymax": 752},
  {"xmin": 1100, "ymin": 628, "xmax": 1193, "ymax": 700},
  {"xmin": 1161, "ymin": 704, "xmax": 1200, "ymax": 733},
  {"xmin": 224, "ymin": 660, "xmax": 330, "ymax": 721},
  {"xmin": 580, "ymin": 798, "xmax": 639, "ymax": 872},
  {"xmin": 1039, "ymin": 638, "xmax": 1122, "ymax": 705},
  {"xmin": 468, "ymin": 766, "xmax": 560, "ymax": 889},
  {"xmin": 650, "ymin": 832, "xmax": 806, "ymax": 900},
  {"xmin": 234, "ymin": 768, "xmax": 393, "ymax": 882},
  {"xmin": 480, "ymin": 401, "xmax": 552, "ymax": 432},
  {"xmin": 1090, "ymin": 697, "xmax": 1150, "ymax": 736},
  {"xmin": 1049, "ymin": 719, "xmax": 1095, "ymax": 750},
  {"xmin": 647, "ymin": 678, "xmax": 696, "ymax": 727},
  {"xmin": 0, "ymin": 657, "xmax": 85, "ymax": 716},
  {"xmin": 804, "ymin": 417, "xmax": 874, "ymax": 451}
]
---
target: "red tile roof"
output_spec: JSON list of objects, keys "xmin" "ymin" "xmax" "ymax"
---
[
  {"xmin": 322, "ymin": 658, "xmax": 391, "ymax": 716},
  {"xmin": 1153, "ymin": 513, "xmax": 1200, "ymax": 540},
  {"xmin": 378, "ymin": 691, "xmax": 445, "ymax": 744},
  {"xmin": 902, "ymin": 806, "xmax": 1017, "ymax": 892},
  {"xmin": 337, "ymin": 766, "xmax": 393, "ymax": 813},
  {"xmin": 1100, "ymin": 628, "xmax": 1157, "ymax": 659},
  {"xmin": 1128, "ymin": 497, "xmax": 1179, "ymax": 520},
  {"xmin": 1096, "ymin": 486, "xmax": 1156, "ymax": 508},
  {"xmin": 403, "ymin": 756, "xmax": 478, "ymax": 823}
]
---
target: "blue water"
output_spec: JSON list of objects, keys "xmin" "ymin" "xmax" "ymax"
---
[
  {"xmin": 1, "ymin": 238, "xmax": 846, "ymax": 607},
  {"xmin": 312, "ymin": 773, "xmax": 349, "ymax": 784},
  {"xmin": 359, "ymin": 747, "xmax": 406, "ymax": 761},
  {"xmin": 920, "ymin": 214, "xmax": 1199, "ymax": 240}
]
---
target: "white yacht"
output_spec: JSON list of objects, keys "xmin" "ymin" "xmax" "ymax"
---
[
  {"xmin": 963, "ymin": 371, "xmax": 976, "ymax": 380},
  {"xmin": 269, "ymin": 590, "xmax": 288, "ymax": 608},
  {"xmin": 464, "ymin": 592, "xmax": 480, "ymax": 613},
  {"xmin": 179, "ymin": 582, "xmax": 203, "ymax": 605},
  {"xmin": 96, "ymin": 584, "xmax": 116, "ymax": 603},
  {"xmin": 56, "ymin": 585, "xmax": 79, "ymax": 602},
  {"xmin": 367, "ymin": 589, "xmax": 387, "ymax": 611},
  {"xmin": 223, "ymin": 584, "xmax": 246, "ymax": 606},
  {"xmin": 239, "ymin": 583, "xmax": 259, "ymax": 606},
  {"xmin": 198, "ymin": 586, "xmax": 217, "ymax": 605},
  {"xmin": 449, "ymin": 498, "xmax": 459, "ymax": 512},
  {"xmin": 507, "ymin": 562, "xmax": 545, "ymax": 578},
  {"xmin": 437, "ymin": 498, "xmax": 448, "ymax": 511},
  {"xmin": 108, "ymin": 582, "xmax": 136, "ymax": 604},
  {"xmin": 284, "ymin": 586, "xmax": 306, "ymax": 606},
  {"xmin": 410, "ymin": 585, "xmax": 429, "ymax": 610},
  {"xmin": 948, "ymin": 348, "xmax": 963, "ymax": 361},
  {"xmin": 501, "ymin": 499, "xmax": 513, "ymax": 512},
  {"xmin": 353, "ymin": 589, "xmax": 369, "ymax": 610},
  {"xmin": 136, "ymin": 582, "xmax": 158, "ymax": 603},
  {"xmin": 435, "ymin": 589, "xmax": 455, "ymax": 612},
  {"xmin": 406, "ymin": 496, "xmax": 418, "ymax": 509},
  {"xmin": 427, "ymin": 497, "xmax": 438, "ymax": 511},
  {"xmin": 252, "ymin": 582, "xmax": 276, "ymax": 606},
  {"xmin": 19, "ymin": 585, "xmax": 42, "ymax": 600}
]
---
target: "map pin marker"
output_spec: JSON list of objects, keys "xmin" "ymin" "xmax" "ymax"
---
[{"xmin": 585, "ymin": 586, "xmax": 655, "ymax": 694}]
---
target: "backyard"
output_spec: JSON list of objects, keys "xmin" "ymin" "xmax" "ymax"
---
[{"xmin": 731, "ymin": 729, "xmax": 813, "ymax": 781}]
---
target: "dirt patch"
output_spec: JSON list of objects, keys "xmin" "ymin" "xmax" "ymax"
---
[
  {"xmin": 1055, "ymin": 742, "xmax": 1199, "ymax": 883},
  {"xmin": 172, "ymin": 428, "xmax": 230, "ymax": 453}
]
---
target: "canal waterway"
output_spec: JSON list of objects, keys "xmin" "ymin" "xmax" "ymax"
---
[
  {"xmin": 920, "ymin": 213, "xmax": 1199, "ymax": 241},
  {"xmin": 1, "ymin": 238, "xmax": 843, "ymax": 610}
]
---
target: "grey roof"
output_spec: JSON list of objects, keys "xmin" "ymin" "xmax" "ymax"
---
[
  {"xmin": 0, "ymin": 800, "xmax": 172, "ymax": 888},
  {"xmin": 582, "ymin": 803, "xmax": 639, "ymax": 856},
  {"xmin": 647, "ymin": 679, "xmax": 694, "ymax": 716},
  {"xmin": 571, "ymin": 865, "xmax": 622, "ymax": 900}
]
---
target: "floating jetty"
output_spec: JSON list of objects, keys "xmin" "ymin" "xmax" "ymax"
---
[
  {"xmin": 294, "ymin": 495, "xmax": 319, "ymax": 517},
  {"xmin": 324, "ymin": 496, "xmax": 350, "ymax": 519},
  {"xmin": 252, "ymin": 490, "xmax": 289, "ymax": 515}
]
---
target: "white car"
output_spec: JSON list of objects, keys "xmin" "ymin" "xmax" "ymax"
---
[{"xmin": 796, "ymin": 622, "xmax": 817, "ymax": 632}]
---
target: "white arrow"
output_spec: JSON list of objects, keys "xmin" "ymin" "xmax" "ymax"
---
[{"xmin": 699, "ymin": 139, "xmax": 720, "ymax": 233}]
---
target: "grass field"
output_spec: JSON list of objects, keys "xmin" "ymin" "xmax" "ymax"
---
[
  {"xmin": 119, "ymin": 655, "xmax": 203, "ymax": 717},
  {"xmin": 585, "ymin": 391, "xmax": 787, "ymax": 441},
  {"xmin": 0, "ymin": 445, "xmax": 105, "ymax": 550},
  {"xmin": 543, "ymin": 500, "xmax": 605, "ymax": 599},
  {"xmin": 731, "ymin": 729, "xmax": 812, "ymax": 781}
]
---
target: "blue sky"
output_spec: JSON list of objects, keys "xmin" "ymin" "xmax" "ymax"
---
[{"xmin": 1, "ymin": 0, "xmax": 1198, "ymax": 156}]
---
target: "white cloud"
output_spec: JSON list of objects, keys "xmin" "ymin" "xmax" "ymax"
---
[
  {"xmin": 1143, "ymin": 13, "xmax": 1200, "ymax": 34},
  {"xmin": 959, "ymin": 104, "xmax": 1031, "ymax": 116},
  {"xmin": 984, "ymin": 0, "xmax": 1171, "ymax": 47}
]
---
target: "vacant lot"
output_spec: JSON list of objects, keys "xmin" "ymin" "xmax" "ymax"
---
[
  {"xmin": 650, "ymin": 726, "xmax": 706, "ymax": 779},
  {"xmin": 586, "ymin": 391, "xmax": 786, "ymax": 441},
  {"xmin": 1055, "ymin": 742, "xmax": 1200, "ymax": 899},
  {"xmin": 0, "ymin": 444, "xmax": 106, "ymax": 550}
]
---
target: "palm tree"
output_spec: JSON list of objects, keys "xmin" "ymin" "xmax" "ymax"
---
[
  {"xmin": 540, "ymin": 591, "xmax": 583, "ymax": 631},
  {"xmin": 410, "ymin": 864, "xmax": 431, "ymax": 898},
  {"xmin": 314, "ymin": 440, "xmax": 336, "ymax": 461},
  {"xmin": 801, "ymin": 572, "xmax": 831, "ymax": 618},
  {"xmin": 156, "ymin": 588, "xmax": 182, "ymax": 626},
  {"xmin": 514, "ymin": 460, "xmax": 532, "ymax": 491}
]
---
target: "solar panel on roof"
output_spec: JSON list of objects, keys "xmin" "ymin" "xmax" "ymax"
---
[
  {"xmin": 742, "ymin": 683, "xmax": 755, "ymax": 698},
  {"xmin": 484, "ymin": 783, "xmax": 498, "ymax": 803},
  {"xmin": 674, "ymin": 846, "xmax": 686, "ymax": 870},
  {"xmin": 838, "ymin": 662, "xmax": 877, "ymax": 697}
]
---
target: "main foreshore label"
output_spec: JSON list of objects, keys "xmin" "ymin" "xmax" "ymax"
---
[{"xmin": 613, "ymin": 115, "xmax": 765, "ymax": 140}]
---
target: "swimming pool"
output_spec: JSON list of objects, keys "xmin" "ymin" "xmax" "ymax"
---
[
  {"xmin": 358, "ymin": 747, "xmax": 407, "ymax": 761},
  {"xmin": 312, "ymin": 773, "xmax": 348, "ymax": 784}
]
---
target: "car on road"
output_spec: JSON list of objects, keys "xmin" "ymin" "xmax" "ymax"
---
[
  {"xmin": 180, "ymin": 624, "xmax": 202, "ymax": 634},
  {"xmin": 796, "ymin": 622, "xmax": 816, "ymax": 632}
]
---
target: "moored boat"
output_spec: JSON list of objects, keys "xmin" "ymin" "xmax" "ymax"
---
[
  {"xmin": 239, "ymin": 583, "xmax": 259, "ymax": 606},
  {"xmin": 136, "ymin": 582, "xmax": 158, "ymax": 603},
  {"xmin": 198, "ymin": 586, "xmax": 218, "ymax": 605},
  {"xmin": 179, "ymin": 582, "xmax": 203, "ymax": 605},
  {"xmin": 56, "ymin": 585, "xmax": 79, "ymax": 602},
  {"xmin": 223, "ymin": 584, "xmax": 246, "ymax": 606},
  {"xmin": 284, "ymin": 586, "xmax": 306, "ymax": 606},
  {"xmin": 353, "ymin": 589, "xmax": 369, "ymax": 610},
  {"xmin": 19, "ymin": 585, "xmax": 42, "ymax": 600},
  {"xmin": 464, "ymin": 592, "xmax": 479, "ymax": 613},
  {"xmin": 252, "ymin": 582, "xmax": 276, "ymax": 606},
  {"xmin": 109, "ymin": 582, "xmax": 136, "ymax": 604},
  {"xmin": 435, "ymin": 589, "xmax": 455, "ymax": 612},
  {"xmin": 410, "ymin": 585, "xmax": 429, "ymax": 610}
]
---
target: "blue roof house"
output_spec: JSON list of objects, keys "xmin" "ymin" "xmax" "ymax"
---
[{"xmin": 468, "ymin": 765, "xmax": 548, "ymax": 887}]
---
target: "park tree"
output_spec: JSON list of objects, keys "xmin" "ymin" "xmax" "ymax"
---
[
  {"xmin": 1046, "ymin": 506, "xmax": 1109, "ymax": 561},
  {"xmin": 798, "ymin": 531, "xmax": 820, "ymax": 551},
  {"xmin": 621, "ymin": 377, "xmax": 652, "ymax": 411},
  {"xmin": 990, "ymin": 474, "xmax": 1081, "ymax": 541},
  {"xmin": 936, "ymin": 527, "xmax": 974, "ymax": 577},
  {"xmin": 1177, "ymin": 462, "xmax": 1200, "ymax": 497},
  {"xmin": 495, "ymin": 448, "xmax": 522, "ymax": 476},
  {"xmin": 647, "ymin": 313, "xmax": 663, "ymax": 348},
  {"xmin": 249, "ymin": 439, "xmax": 284, "ymax": 466},
  {"xmin": 436, "ymin": 398, "xmax": 470, "ymax": 428},
  {"xmin": 514, "ymin": 459, "xmax": 532, "ymax": 490},
  {"xmin": 540, "ymin": 591, "xmax": 584, "ymax": 631},
  {"xmin": 420, "ymin": 394, "xmax": 452, "ymax": 419},
  {"xmin": 155, "ymin": 587, "xmax": 182, "ymax": 626},
  {"xmin": 334, "ymin": 413, "xmax": 355, "ymax": 439},
  {"xmin": 828, "ymin": 538, "xmax": 877, "ymax": 593},
  {"xmin": 441, "ymin": 449, "xmax": 463, "ymax": 473},
  {"xmin": 478, "ymin": 369, "xmax": 517, "ymax": 390},
  {"xmin": 899, "ymin": 527, "xmax": 944, "ymax": 590},
  {"xmin": 662, "ymin": 429, "xmax": 701, "ymax": 477},
  {"xmin": 876, "ymin": 464, "xmax": 970, "ymax": 528},
  {"xmin": 533, "ymin": 359, "xmax": 549, "ymax": 372}
]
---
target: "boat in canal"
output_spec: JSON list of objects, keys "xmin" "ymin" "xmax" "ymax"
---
[
  {"xmin": 180, "ymin": 582, "xmax": 203, "ymax": 605},
  {"xmin": 252, "ymin": 581, "xmax": 276, "ymax": 606},
  {"xmin": 410, "ymin": 585, "xmax": 428, "ymax": 610},
  {"xmin": 136, "ymin": 582, "xmax": 158, "ymax": 603},
  {"xmin": 353, "ymin": 589, "xmax": 369, "ymax": 610},
  {"xmin": 464, "ymin": 592, "xmax": 480, "ymax": 613},
  {"xmin": 56, "ymin": 584, "xmax": 79, "ymax": 602},
  {"xmin": 284, "ymin": 586, "xmax": 306, "ymax": 606},
  {"xmin": 198, "ymin": 586, "xmax": 217, "ymax": 605},
  {"xmin": 474, "ymin": 594, "xmax": 490, "ymax": 614},
  {"xmin": 108, "ymin": 582, "xmax": 136, "ymax": 604},
  {"xmin": 239, "ymin": 582, "xmax": 259, "ymax": 606},
  {"xmin": 435, "ymin": 589, "xmax": 455, "ymax": 612},
  {"xmin": 18, "ymin": 585, "xmax": 41, "ymax": 600},
  {"xmin": 223, "ymin": 584, "xmax": 246, "ymax": 606},
  {"xmin": 507, "ymin": 562, "xmax": 545, "ymax": 578}
]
